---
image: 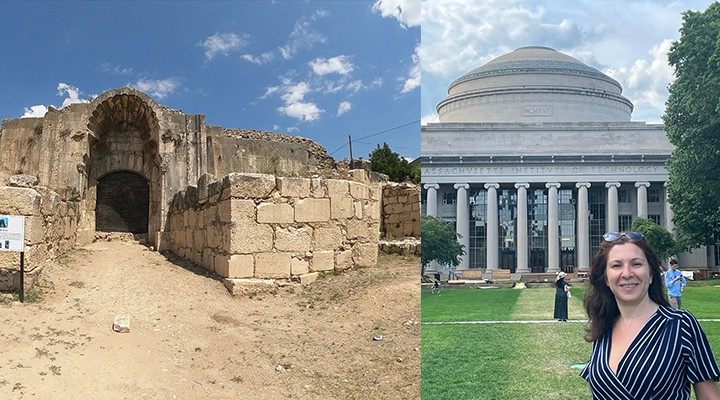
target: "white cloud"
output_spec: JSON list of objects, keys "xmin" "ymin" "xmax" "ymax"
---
[
  {"xmin": 130, "ymin": 78, "xmax": 181, "ymax": 99},
  {"xmin": 372, "ymin": 0, "xmax": 420, "ymax": 28},
  {"xmin": 309, "ymin": 55, "xmax": 354, "ymax": 76},
  {"xmin": 268, "ymin": 79, "xmax": 324, "ymax": 122},
  {"xmin": 401, "ymin": 44, "xmax": 420, "ymax": 94},
  {"xmin": 421, "ymin": 111, "xmax": 439, "ymax": 125},
  {"xmin": 101, "ymin": 62, "xmax": 134, "ymax": 75},
  {"xmin": 241, "ymin": 52, "xmax": 274, "ymax": 65},
  {"xmin": 278, "ymin": 102, "xmax": 323, "ymax": 122},
  {"xmin": 287, "ymin": 126, "xmax": 300, "ymax": 133},
  {"xmin": 279, "ymin": 10, "xmax": 328, "ymax": 60},
  {"xmin": 22, "ymin": 105, "xmax": 48, "ymax": 118},
  {"xmin": 201, "ymin": 33, "xmax": 248, "ymax": 61},
  {"xmin": 337, "ymin": 101, "xmax": 352, "ymax": 116}
]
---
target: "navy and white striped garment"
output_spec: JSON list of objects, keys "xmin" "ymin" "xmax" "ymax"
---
[{"xmin": 581, "ymin": 305, "xmax": 720, "ymax": 399}]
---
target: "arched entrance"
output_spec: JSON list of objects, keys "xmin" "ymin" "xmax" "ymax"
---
[{"xmin": 96, "ymin": 171, "xmax": 149, "ymax": 234}]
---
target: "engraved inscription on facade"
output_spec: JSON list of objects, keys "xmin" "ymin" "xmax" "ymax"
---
[{"xmin": 521, "ymin": 105, "xmax": 553, "ymax": 116}]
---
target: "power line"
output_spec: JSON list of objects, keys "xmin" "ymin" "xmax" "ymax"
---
[{"xmin": 328, "ymin": 119, "xmax": 420, "ymax": 156}]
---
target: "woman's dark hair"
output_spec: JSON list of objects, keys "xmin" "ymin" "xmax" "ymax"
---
[{"xmin": 584, "ymin": 236, "xmax": 669, "ymax": 342}]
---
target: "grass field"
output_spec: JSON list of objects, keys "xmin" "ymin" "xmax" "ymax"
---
[{"xmin": 421, "ymin": 281, "xmax": 720, "ymax": 400}]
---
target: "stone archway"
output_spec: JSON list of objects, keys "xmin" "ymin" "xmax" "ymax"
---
[{"xmin": 96, "ymin": 171, "xmax": 149, "ymax": 233}]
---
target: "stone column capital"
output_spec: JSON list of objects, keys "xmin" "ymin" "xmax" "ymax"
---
[
  {"xmin": 484, "ymin": 182, "xmax": 500, "ymax": 190},
  {"xmin": 545, "ymin": 182, "xmax": 561, "ymax": 189},
  {"xmin": 514, "ymin": 182, "xmax": 530, "ymax": 189},
  {"xmin": 453, "ymin": 183, "xmax": 470, "ymax": 190},
  {"xmin": 423, "ymin": 183, "xmax": 440, "ymax": 190},
  {"xmin": 605, "ymin": 182, "xmax": 621, "ymax": 188},
  {"xmin": 575, "ymin": 182, "xmax": 591, "ymax": 189},
  {"xmin": 634, "ymin": 182, "xmax": 651, "ymax": 188}
]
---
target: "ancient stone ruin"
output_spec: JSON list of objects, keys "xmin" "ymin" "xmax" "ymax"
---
[{"xmin": 0, "ymin": 87, "xmax": 418, "ymax": 292}]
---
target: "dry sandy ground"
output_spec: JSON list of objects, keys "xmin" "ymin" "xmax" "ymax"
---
[{"xmin": 0, "ymin": 238, "xmax": 420, "ymax": 399}]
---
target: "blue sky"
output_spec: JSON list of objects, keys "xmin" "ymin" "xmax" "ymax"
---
[
  {"xmin": 421, "ymin": 0, "xmax": 716, "ymax": 125},
  {"xmin": 0, "ymin": 1, "xmax": 420, "ymax": 160}
]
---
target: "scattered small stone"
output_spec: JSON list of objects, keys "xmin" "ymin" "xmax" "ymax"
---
[
  {"xmin": 372, "ymin": 335, "xmax": 383, "ymax": 341},
  {"xmin": 275, "ymin": 365, "xmax": 285, "ymax": 372},
  {"xmin": 112, "ymin": 315, "xmax": 130, "ymax": 333},
  {"xmin": 396, "ymin": 357, "xmax": 403, "ymax": 363}
]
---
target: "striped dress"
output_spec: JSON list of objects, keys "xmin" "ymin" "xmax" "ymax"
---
[{"xmin": 581, "ymin": 306, "xmax": 720, "ymax": 399}]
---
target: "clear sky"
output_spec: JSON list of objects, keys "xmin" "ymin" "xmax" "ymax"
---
[
  {"xmin": 421, "ymin": 0, "xmax": 717, "ymax": 125},
  {"xmin": 0, "ymin": 1, "xmax": 420, "ymax": 160}
]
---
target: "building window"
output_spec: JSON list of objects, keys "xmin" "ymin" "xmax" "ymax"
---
[
  {"xmin": 618, "ymin": 188, "xmax": 630, "ymax": 203},
  {"xmin": 528, "ymin": 188, "xmax": 548, "ymax": 272},
  {"xmin": 559, "ymin": 189, "xmax": 576, "ymax": 273},
  {"xmin": 469, "ymin": 189, "xmax": 487, "ymax": 269},
  {"xmin": 443, "ymin": 192, "xmax": 456, "ymax": 205},
  {"xmin": 499, "ymin": 189, "xmax": 517, "ymax": 271},
  {"xmin": 619, "ymin": 215, "xmax": 633, "ymax": 232},
  {"xmin": 648, "ymin": 188, "xmax": 660, "ymax": 203},
  {"xmin": 421, "ymin": 190, "xmax": 426, "ymax": 205},
  {"xmin": 649, "ymin": 214, "xmax": 661, "ymax": 225},
  {"xmin": 589, "ymin": 186, "xmax": 606, "ymax": 257}
]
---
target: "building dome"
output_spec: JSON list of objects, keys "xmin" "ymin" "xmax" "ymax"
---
[{"xmin": 436, "ymin": 46, "xmax": 634, "ymax": 123}]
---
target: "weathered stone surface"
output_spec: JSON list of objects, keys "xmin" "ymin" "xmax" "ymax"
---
[
  {"xmin": 227, "ymin": 223, "xmax": 273, "ymax": 254},
  {"xmin": 275, "ymin": 226, "xmax": 312, "ymax": 252},
  {"xmin": 312, "ymin": 250, "xmax": 334, "ymax": 272},
  {"xmin": 221, "ymin": 173, "xmax": 276, "ymax": 199},
  {"xmin": 197, "ymin": 173, "xmax": 219, "ymax": 204},
  {"xmin": 310, "ymin": 178, "xmax": 326, "ymax": 198},
  {"xmin": 346, "ymin": 219, "xmax": 368, "ymax": 239},
  {"xmin": 223, "ymin": 278, "xmax": 276, "ymax": 296},
  {"xmin": 257, "ymin": 203, "xmax": 294, "ymax": 224},
  {"xmin": 313, "ymin": 226, "xmax": 343, "ymax": 250},
  {"xmin": 113, "ymin": 315, "xmax": 130, "ymax": 333},
  {"xmin": 336, "ymin": 250, "xmax": 353, "ymax": 270},
  {"xmin": 255, "ymin": 252, "xmax": 292, "ymax": 278},
  {"xmin": 291, "ymin": 257, "xmax": 310, "ymax": 275},
  {"xmin": 215, "ymin": 254, "xmax": 254, "ymax": 278},
  {"xmin": 277, "ymin": 177, "xmax": 310, "ymax": 198},
  {"xmin": 299, "ymin": 272, "xmax": 319, "ymax": 285},
  {"xmin": 0, "ymin": 187, "xmax": 41, "ymax": 215},
  {"xmin": 349, "ymin": 181, "xmax": 369, "ymax": 199},
  {"xmin": 326, "ymin": 179, "xmax": 349, "ymax": 198},
  {"xmin": 352, "ymin": 243, "xmax": 378, "ymax": 268},
  {"xmin": 295, "ymin": 198, "xmax": 330, "ymax": 222},
  {"xmin": 218, "ymin": 199, "xmax": 255, "ymax": 223},
  {"xmin": 331, "ymin": 197, "xmax": 353, "ymax": 220},
  {"xmin": 6, "ymin": 174, "xmax": 38, "ymax": 188}
]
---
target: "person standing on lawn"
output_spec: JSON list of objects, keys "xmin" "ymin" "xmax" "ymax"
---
[
  {"xmin": 581, "ymin": 231, "xmax": 720, "ymax": 399},
  {"xmin": 554, "ymin": 271, "xmax": 571, "ymax": 322},
  {"xmin": 665, "ymin": 258, "xmax": 687, "ymax": 309}
]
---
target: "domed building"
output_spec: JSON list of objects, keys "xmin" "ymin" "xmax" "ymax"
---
[{"xmin": 421, "ymin": 46, "xmax": 716, "ymax": 278}]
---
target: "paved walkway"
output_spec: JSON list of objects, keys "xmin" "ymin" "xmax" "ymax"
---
[{"xmin": 423, "ymin": 318, "xmax": 720, "ymax": 325}]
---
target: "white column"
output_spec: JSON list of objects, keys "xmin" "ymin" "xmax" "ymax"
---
[
  {"xmin": 485, "ymin": 183, "xmax": 500, "ymax": 271},
  {"xmin": 424, "ymin": 184, "xmax": 439, "ymax": 217},
  {"xmin": 635, "ymin": 182, "xmax": 650, "ymax": 219},
  {"xmin": 454, "ymin": 183, "xmax": 470, "ymax": 270},
  {"xmin": 664, "ymin": 182, "xmax": 675, "ymax": 239},
  {"xmin": 605, "ymin": 182, "xmax": 620, "ymax": 232},
  {"xmin": 515, "ymin": 183, "xmax": 530, "ymax": 274},
  {"xmin": 546, "ymin": 183, "xmax": 561, "ymax": 273},
  {"xmin": 576, "ymin": 182, "xmax": 591, "ymax": 272}
]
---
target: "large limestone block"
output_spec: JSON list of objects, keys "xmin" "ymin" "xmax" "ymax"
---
[
  {"xmin": 299, "ymin": 272, "xmax": 319, "ymax": 285},
  {"xmin": 346, "ymin": 219, "xmax": 368, "ymax": 239},
  {"xmin": 291, "ymin": 257, "xmax": 310, "ymax": 275},
  {"xmin": 310, "ymin": 178, "xmax": 326, "ymax": 198},
  {"xmin": 257, "ymin": 203, "xmax": 294, "ymax": 224},
  {"xmin": 206, "ymin": 225, "xmax": 222, "ymax": 249},
  {"xmin": 312, "ymin": 250, "xmax": 334, "ymax": 272},
  {"xmin": 326, "ymin": 179, "xmax": 350, "ymax": 198},
  {"xmin": 353, "ymin": 200, "xmax": 363, "ymax": 219},
  {"xmin": 227, "ymin": 223, "xmax": 273, "ymax": 254},
  {"xmin": 197, "ymin": 173, "xmax": 219, "ymax": 204},
  {"xmin": 215, "ymin": 254, "xmax": 254, "ymax": 278},
  {"xmin": 221, "ymin": 173, "xmax": 276, "ymax": 200},
  {"xmin": 313, "ymin": 226, "xmax": 343, "ymax": 250},
  {"xmin": 24, "ymin": 216, "xmax": 44, "ymax": 245},
  {"xmin": 330, "ymin": 197, "xmax": 353, "ymax": 220},
  {"xmin": 336, "ymin": 250, "xmax": 352, "ymax": 270},
  {"xmin": 365, "ymin": 200, "xmax": 381, "ymax": 221},
  {"xmin": 349, "ymin": 181, "xmax": 369, "ymax": 200},
  {"xmin": 275, "ymin": 226, "xmax": 312, "ymax": 252},
  {"xmin": 352, "ymin": 243, "xmax": 378, "ymax": 268},
  {"xmin": 218, "ymin": 199, "xmax": 256, "ymax": 223},
  {"xmin": 295, "ymin": 198, "xmax": 330, "ymax": 222},
  {"xmin": 0, "ymin": 187, "xmax": 41, "ymax": 215},
  {"xmin": 36, "ymin": 187, "xmax": 62, "ymax": 216},
  {"xmin": 202, "ymin": 249, "xmax": 215, "ymax": 271},
  {"xmin": 277, "ymin": 177, "xmax": 310, "ymax": 198},
  {"xmin": 255, "ymin": 252, "xmax": 292, "ymax": 278}
]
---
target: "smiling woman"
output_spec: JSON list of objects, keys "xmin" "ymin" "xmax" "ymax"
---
[{"xmin": 581, "ymin": 234, "xmax": 720, "ymax": 399}]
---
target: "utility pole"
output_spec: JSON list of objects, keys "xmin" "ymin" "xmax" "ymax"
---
[{"xmin": 348, "ymin": 135, "xmax": 353, "ymax": 167}]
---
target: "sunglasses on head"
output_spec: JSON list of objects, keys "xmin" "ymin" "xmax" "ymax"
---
[{"xmin": 602, "ymin": 231, "xmax": 644, "ymax": 242}]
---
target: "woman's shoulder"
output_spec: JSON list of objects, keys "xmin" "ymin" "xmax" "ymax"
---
[{"xmin": 657, "ymin": 305, "xmax": 700, "ymax": 324}]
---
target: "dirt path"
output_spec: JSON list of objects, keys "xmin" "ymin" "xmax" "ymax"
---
[{"xmin": 0, "ymin": 238, "xmax": 420, "ymax": 399}]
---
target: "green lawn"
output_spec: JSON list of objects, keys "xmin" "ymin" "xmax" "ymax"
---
[{"xmin": 421, "ymin": 283, "xmax": 720, "ymax": 400}]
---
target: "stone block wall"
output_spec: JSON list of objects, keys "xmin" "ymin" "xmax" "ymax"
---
[
  {"xmin": 0, "ymin": 185, "xmax": 80, "ymax": 290},
  {"xmin": 381, "ymin": 183, "xmax": 420, "ymax": 239},
  {"xmin": 166, "ymin": 172, "xmax": 381, "ymax": 282}
]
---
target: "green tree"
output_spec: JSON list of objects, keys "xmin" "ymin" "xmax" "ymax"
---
[
  {"xmin": 421, "ymin": 216, "xmax": 465, "ymax": 275},
  {"xmin": 368, "ymin": 142, "xmax": 419, "ymax": 183},
  {"xmin": 631, "ymin": 217, "xmax": 681, "ymax": 261},
  {"xmin": 664, "ymin": 2, "xmax": 720, "ymax": 250}
]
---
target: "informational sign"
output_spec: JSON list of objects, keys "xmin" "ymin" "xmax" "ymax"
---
[{"xmin": 0, "ymin": 215, "xmax": 25, "ymax": 252}]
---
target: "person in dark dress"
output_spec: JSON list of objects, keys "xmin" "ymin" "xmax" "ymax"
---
[{"xmin": 554, "ymin": 271, "xmax": 570, "ymax": 321}]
